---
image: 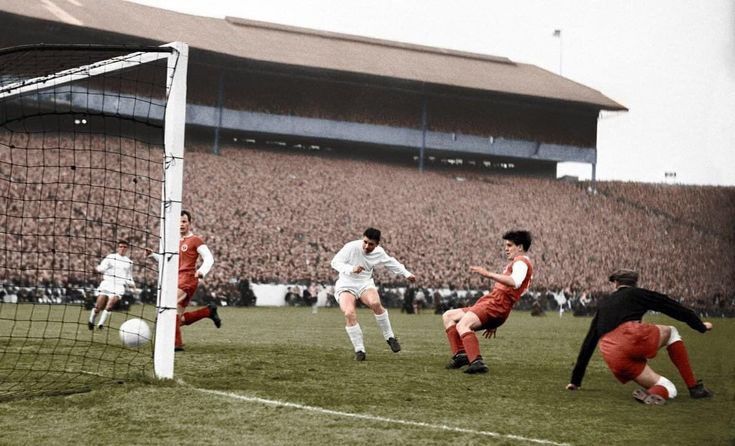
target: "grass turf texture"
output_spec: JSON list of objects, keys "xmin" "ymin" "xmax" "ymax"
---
[{"xmin": 1, "ymin": 307, "xmax": 732, "ymax": 445}]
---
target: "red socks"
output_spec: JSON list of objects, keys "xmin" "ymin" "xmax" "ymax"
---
[
  {"xmin": 182, "ymin": 306, "xmax": 212, "ymax": 326},
  {"xmin": 461, "ymin": 332, "xmax": 481, "ymax": 363},
  {"xmin": 446, "ymin": 326, "xmax": 486, "ymax": 363},
  {"xmin": 175, "ymin": 317, "xmax": 183, "ymax": 348},
  {"xmin": 667, "ymin": 340, "xmax": 697, "ymax": 388},
  {"xmin": 446, "ymin": 326, "xmax": 464, "ymax": 355},
  {"xmin": 176, "ymin": 306, "xmax": 212, "ymax": 348}
]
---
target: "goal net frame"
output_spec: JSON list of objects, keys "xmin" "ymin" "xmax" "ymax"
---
[{"xmin": 0, "ymin": 41, "xmax": 188, "ymax": 382}]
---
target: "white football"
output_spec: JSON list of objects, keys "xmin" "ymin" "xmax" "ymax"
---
[{"xmin": 119, "ymin": 318, "xmax": 152, "ymax": 348}]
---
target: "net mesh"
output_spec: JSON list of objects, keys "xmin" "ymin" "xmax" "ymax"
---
[{"xmin": 0, "ymin": 45, "xmax": 176, "ymax": 400}]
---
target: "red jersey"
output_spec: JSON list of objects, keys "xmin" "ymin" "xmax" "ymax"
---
[
  {"xmin": 179, "ymin": 234, "xmax": 204, "ymax": 278},
  {"xmin": 493, "ymin": 255, "xmax": 533, "ymax": 302},
  {"xmin": 466, "ymin": 255, "xmax": 534, "ymax": 329}
]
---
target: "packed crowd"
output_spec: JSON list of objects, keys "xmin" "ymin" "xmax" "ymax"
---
[
  {"xmin": 595, "ymin": 182, "xmax": 734, "ymax": 241},
  {"xmin": 2, "ymin": 134, "xmax": 733, "ymax": 312},
  {"xmin": 0, "ymin": 131, "xmax": 164, "ymax": 287},
  {"xmin": 180, "ymin": 145, "xmax": 734, "ymax": 310}
]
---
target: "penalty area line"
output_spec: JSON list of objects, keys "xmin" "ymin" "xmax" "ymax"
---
[{"xmin": 192, "ymin": 387, "xmax": 571, "ymax": 446}]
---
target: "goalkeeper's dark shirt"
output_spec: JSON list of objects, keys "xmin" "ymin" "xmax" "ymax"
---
[{"xmin": 569, "ymin": 286, "xmax": 707, "ymax": 386}]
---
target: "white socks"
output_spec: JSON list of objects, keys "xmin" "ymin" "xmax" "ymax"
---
[
  {"xmin": 345, "ymin": 324, "xmax": 365, "ymax": 352},
  {"xmin": 374, "ymin": 311, "xmax": 394, "ymax": 340},
  {"xmin": 91, "ymin": 309, "xmax": 110, "ymax": 327},
  {"xmin": 97, "ymin": 309, "xmax": 111, "ymax": 327},
  {"xmin": 346, "ymin": 312, "xmax": 395, "ymax": 352},
  {"xmin": 666, "ymin": 326, "xmax": 682, "ymax": 346}
]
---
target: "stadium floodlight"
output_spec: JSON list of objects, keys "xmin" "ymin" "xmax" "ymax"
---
[
  {"xmin": 552, "ymin": 29, "xmax": 563, "ymax": 75},
  {"xmin": 0, "ymin": 42, "xmax": 188, "ymax": 401}
]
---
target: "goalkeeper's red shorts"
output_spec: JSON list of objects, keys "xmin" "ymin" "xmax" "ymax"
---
[
  {"xmin": 178, "ymin": 274, "xmax": 199, "ymax": 307},
  {"xmin": 599, "ymin": 321, "xmax": 660, "ymax": 383}
]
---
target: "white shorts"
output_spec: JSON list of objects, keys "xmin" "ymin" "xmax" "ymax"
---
[
  {"xmin": 335, "ymin": 279, "xmax": 377, "ymax": 303},
  {"xmin": 96, "ymin": 280, "xmax": 124, "ymax": 297}
]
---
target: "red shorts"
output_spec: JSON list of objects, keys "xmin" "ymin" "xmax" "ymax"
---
[
  {"xmin": 178, "ymin": 274, "xmax": 199, "ymax": 308},
  {"xmin": 464, "ymin": 290, "xmax": 513, "ymax": 330},
  {"xmin": 599, "ymin": 321, "xmax": 661, "ymax": 383}
]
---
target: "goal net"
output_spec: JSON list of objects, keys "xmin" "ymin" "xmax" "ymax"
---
[{"xmin": 0, "ymin": 43, "xmax": 187, "ymax": 401}]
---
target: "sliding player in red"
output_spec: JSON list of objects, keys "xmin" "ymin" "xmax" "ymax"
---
[
  {"xmin": 442, "ymin": 230, "xmax": 533, "ymax": 374},
  {"xmin": 566, "ymin": 269, "xmax": 713, "ymax": 404}
]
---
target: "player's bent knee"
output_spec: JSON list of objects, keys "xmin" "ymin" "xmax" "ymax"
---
[
  {"xmin": 369, "ymin": 302, "xmax": 384, "ymax": 313},
  {"xmin": 657, "ymin": 376, "xmax": 678, "ymax": 399},
  {"xmin": 442, "ymin": 309, "xmax": 461, "ymax": 321},
  {"xmin": 456, "ymin": 318, "xmax": 474, "ymax": 334},
  {"xmin": 343, "ymin": 310, "xmax": 357, "ymax": 323}
]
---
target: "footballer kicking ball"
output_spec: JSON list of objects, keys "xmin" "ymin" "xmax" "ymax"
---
[{"xmin": 119, "ymin": 318, "xmax": 152, "ymax": 348}]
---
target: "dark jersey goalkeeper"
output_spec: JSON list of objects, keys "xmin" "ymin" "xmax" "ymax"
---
[{"xmin": 566, "ymin": 269, "xmax": 714, "ymax": 405}]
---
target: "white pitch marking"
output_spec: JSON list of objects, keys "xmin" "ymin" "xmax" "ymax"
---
[{"xmin": 193, "ymin": 387, "xmax": 571, "ymax": 446}]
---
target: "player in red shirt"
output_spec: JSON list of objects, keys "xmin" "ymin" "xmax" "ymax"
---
[
  {"xmin": 149, "ymin": 210, "xmax": 220, "ymax": 351},
  {"xmin": 566, "ymin": 269, "xmax": 713, "ymax": 404},
  {"xmin": 442, "ymin": 230, "xmax": 533, "ymax": 374}
]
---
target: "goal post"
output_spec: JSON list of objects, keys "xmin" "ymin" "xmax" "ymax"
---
[
  {"xmin": 0, "ymin": 42, "xmax": 188, "ymax": 400},
  {"xmin": 155, "ymin": 41, "xmax": 188, "ymax": 379}
]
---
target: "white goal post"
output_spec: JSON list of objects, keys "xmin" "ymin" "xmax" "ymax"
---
[
  {"xmin": 0, "ymin": 42, "xmax": 188, "ymax": 381},
  {"xmin": 156, "ymin": 41, "xmax": 188, "ymax": 379}
]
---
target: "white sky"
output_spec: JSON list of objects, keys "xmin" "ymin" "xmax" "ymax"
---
[{"xmin": 129, "ymin": 0, "xmax": 735, "ymax": 186}]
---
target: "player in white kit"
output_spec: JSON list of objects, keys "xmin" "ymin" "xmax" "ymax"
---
[
  {"xmin": 331, "ymin": 228, "xmax": 416, "ymax": 361},
  {"xmin": 89, "ymin": 240, "xmax": 135, "ymax": 330}
]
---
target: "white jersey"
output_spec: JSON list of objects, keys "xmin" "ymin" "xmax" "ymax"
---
[
  {"xmin": 96, "ymin": 253, "xmax": 135, "ymax": 296},
  {"xmin": 331, "ymin": 240, "xmax": 412, "ymax": 288}
]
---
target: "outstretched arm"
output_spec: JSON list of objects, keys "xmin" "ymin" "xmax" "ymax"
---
[
  {"xmin": 145, "ymin": 247, "xmax": 161, "ymax": 263},
  {"xmin": 469, "ymin": 266, "xmax": 513, "ymax": 287},
  {"xmin": 378, "ymin": 251, "xmax": 413, "ymax": 280},
  {"xmin": 568, "ymin": 313, "xmax": 601, "ymax": 389},
  {"xmin": 639, "ymin": 288, "xmax": 708, "ymax": 333},
  {"xmin": 470, "ymin": 260, "xmax": 528, "ymax": 288}
]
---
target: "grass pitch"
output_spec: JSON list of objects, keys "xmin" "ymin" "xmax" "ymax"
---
[{"xmin": 0, "ymin": 307, "xmax": 733, "ymax": 445}]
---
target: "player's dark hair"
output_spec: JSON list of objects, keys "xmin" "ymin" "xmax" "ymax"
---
[
  {"xmin": 181, "ymin": 210, "xmax": 192, "ymax": 222},
  {"xmin": 117, "ymin": 239, "xmax": 129, "ymax": 246},
  {"xmin": 363, "ymin": 227, "xmax": 381, "ymax": 243},
  {"xmin": 608, "ymin": 269, "xmax": 639, "ymax": 286},
  {"xmin": 503, "ymin": 230, "xmax": 532, "ymax": 251}
]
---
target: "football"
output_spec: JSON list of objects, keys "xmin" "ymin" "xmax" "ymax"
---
[{"xmin": 119, "ymin": 318, "xmax": 152, "ymax": 348}]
